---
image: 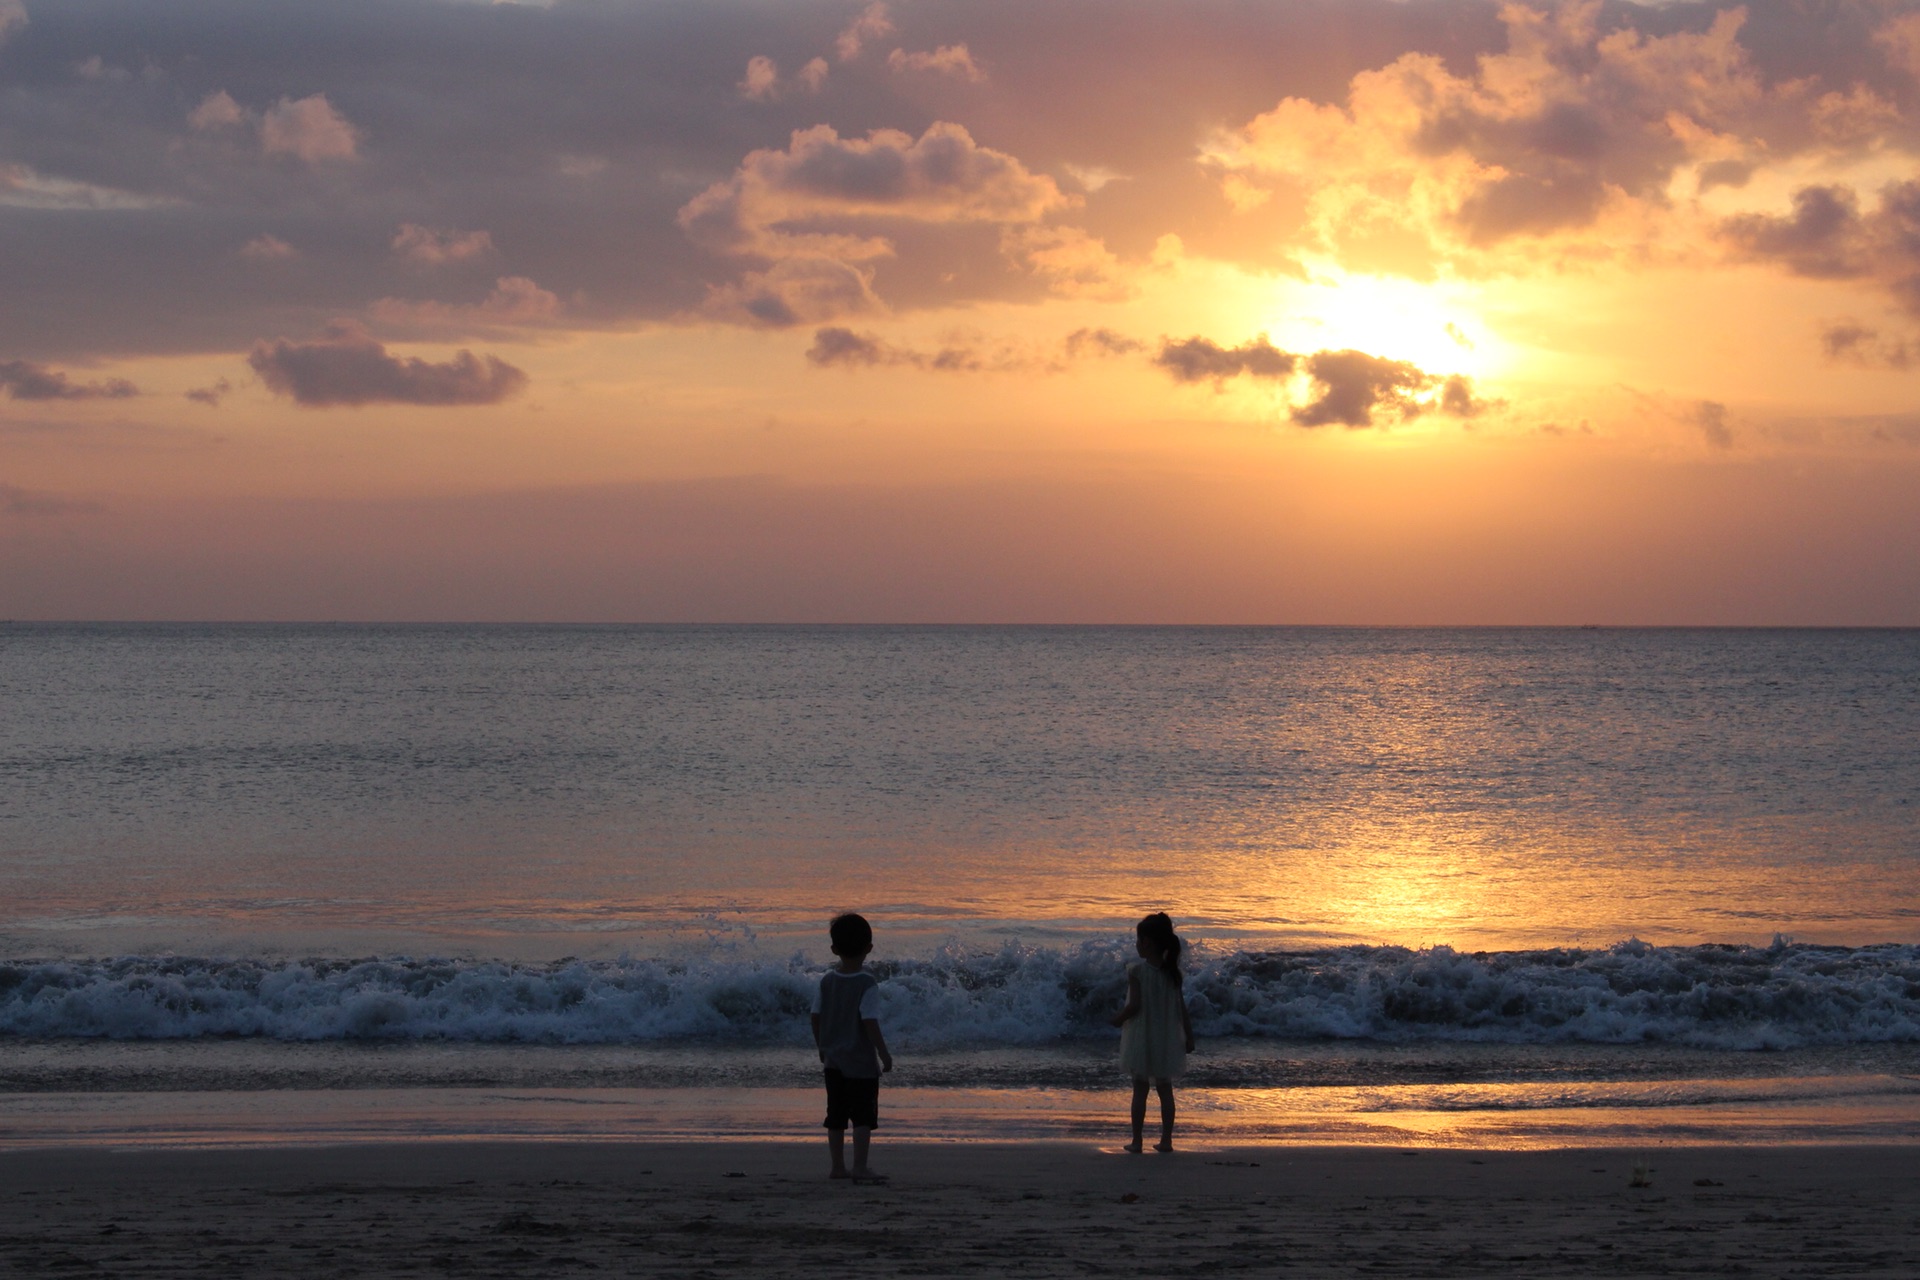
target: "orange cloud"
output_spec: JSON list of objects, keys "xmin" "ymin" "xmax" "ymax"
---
[{"xmin": 260, "ymin": 94, "xmax": 359, "ymax": 163}]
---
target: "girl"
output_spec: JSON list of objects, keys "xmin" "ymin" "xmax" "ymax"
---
[{"xmin": 1109, "ymin": 911, "xmax": 1195, "ymax": 1152}]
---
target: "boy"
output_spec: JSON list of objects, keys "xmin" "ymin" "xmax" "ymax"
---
[{"xmin": 811, "ymin": 912, "xmax": 893, "ymax": 1183}]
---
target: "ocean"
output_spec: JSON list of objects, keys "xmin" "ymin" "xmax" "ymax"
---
[{"xmin": 3, "ymin": 624, "xmax": 1917, "ymax": 1147}]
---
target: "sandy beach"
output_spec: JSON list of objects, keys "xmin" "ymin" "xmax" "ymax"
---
[{"xmin": 4, "ymin": 1140, "xmax": 1916, "ymax": 1277}]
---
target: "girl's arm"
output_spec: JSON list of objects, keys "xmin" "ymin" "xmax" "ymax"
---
[{"xmin": 1109, "ymin": 970, "xmax": 1142, "ymax": 1028}]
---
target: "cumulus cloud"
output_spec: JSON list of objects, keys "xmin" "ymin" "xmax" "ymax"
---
[
  {"xmin": 805, "ymin": 326, "xmax": 995, "ymax": 370},
  {"xmin": 835, "ymin": 2, "xmax": 893, "ymax": 61},
  {"xmin": 247, "ymin": 321, "xmax": 528, "ymax": 407},
  {"xmin": 8, "ymin": 0, "xmax": 1911, "ymax": 364},
  {"xmin": 1154, "ymin": 335, "xmax": 1296, "ymax": 384},
  {"xmin": 1152, "ymin": 333, "xmax": 1490, "ymax": 427},
  {"xmin": 680, "ymin": 121, "xmax": 1070, "ymax": 323},
  {"xmin": 1439, "ymin": 374, "xmax": 1492, "ymax": 419},
  {"xmin": 1878, "ymin": 11, "xmax": 1920, "ymax": 79},
  {"xmin": 185, "ymin": 377, "xmax": 233, "ymax": 406},
  {"xmin": 0, "ymin": 359, "xmax": 137, "ymax": 400},
  {"xmin": 703, "ymin": 258, "xmax": 884, "ymax": 327},
  {"xmin": 1206, "ymin": 2, "xmax": 1781, "ymax": 268},
  {"xmin": 1821, "ymin": 321, "xmax": 1914, "ymax": 370},
  {"xmin": 1293, "ymin": 349, "xmax": 1436, "ymax": 427},
  {"xmin": 1001, "ymin": 225, "xmax": 1131, "ymax": 300},
  {"xmin": 888, "ymin": 44, "xmax": 985, "ymax": 81},
  {"xmin": 739, "ymin": 54, "xmax": 830, "ymax": 101},
  {"xmin": 188, "ymin": 90, "xmax": 247, "ymax": 131},
  {"xmin": 805, "ymin": 325, "xmax": 1113, "ymax": 373},
  {"xmin": 392, "ymin": 224, "xmax": 496, "ymax": 265},
  {"xmin": 238, "ymin": 233, "xmax": 298, "ymax": 261},
  {"xmin": 1689, "ymin": 398, "xmax": 1734, "ymax": 450},
  {"xmin": 1722, "ymin": 180, "xmax": 1920, "ymax": 320},
  {"xmin": 370, "ymin": 275, "xmax": 562, "ymax": 329},
  {"xmin": 681, "ymin": 122, "xmax": 1069, "ymax": 259},
  {"xmin": 1721, "ymin": 186, "xmax": 1865, "ymax": 279},
  {"xmin": 259, "ymin": 94, "xmax": 359, "ymax": 163},
  {"xmin": 740, "ymin": 55, "xmax": 780, "ymax": 101},
  {"xmin": 1064, "ymin": 328, "xmax": 1145, "ymax": 358}
]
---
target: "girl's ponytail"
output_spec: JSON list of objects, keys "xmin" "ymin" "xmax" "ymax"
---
[{"xmin": 1137, "ymin": 911, "xmax": 1184, "ymax": 988}]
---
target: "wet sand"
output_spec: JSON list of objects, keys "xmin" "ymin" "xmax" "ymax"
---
[{"xmin": 4, "ymin": 1141, "xmax": 1917, "ymax": 1277}]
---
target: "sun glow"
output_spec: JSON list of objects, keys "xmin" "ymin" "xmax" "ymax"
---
[{"xmin": 1282, "ymin": 271, "xmax": 1513, "ymax": 382}]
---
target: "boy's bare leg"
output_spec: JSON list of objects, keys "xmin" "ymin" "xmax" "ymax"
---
[
  {"xmin": 1126, "ymin": 1078, "xmax": 1149, "ymax": 1152},
  {"xmin": 828, "ymin": 1129, "xmax": 850, "ymax": 1178},
  {"xmin": 1154, "ymin": 1079, "xmax": 1176, "ymax": 1151},
  {"xmin": 850, "ymin": 1126, "xmax": 884, "ymax": 1181}
]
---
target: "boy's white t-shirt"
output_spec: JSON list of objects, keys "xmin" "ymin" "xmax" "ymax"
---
[{"xmin": 813, "ymin": 969, "xmax": 882, "ymax": 1078}]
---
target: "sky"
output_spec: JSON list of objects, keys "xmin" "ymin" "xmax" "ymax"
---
[{"xmin": 4, "ymin": 0, "xmax": 1920, "ymax": 623}]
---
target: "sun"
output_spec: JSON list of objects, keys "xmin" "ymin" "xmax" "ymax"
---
[{"xmin": 1273, "ymin": 270, "xmax": 1514, "ymax": 382}]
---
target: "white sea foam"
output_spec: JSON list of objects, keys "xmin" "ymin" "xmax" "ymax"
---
[{"xmin": 3, "ymin": 939, "xmax": 1917, "ymax": 1049}]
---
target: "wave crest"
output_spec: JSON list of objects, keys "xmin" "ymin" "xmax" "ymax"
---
[{"xmin": 2, "ymin": 939, "xmax": 1916, "ymax": 1049}]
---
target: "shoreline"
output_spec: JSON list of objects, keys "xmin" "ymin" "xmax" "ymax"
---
[
  {"xmin": 7, "ymin": 1080, "xmax": 1920, "ymax": 1152},
  {"xmin": 6, "ymin": 1140, "xmax": 1918, "ymax": 1277}
]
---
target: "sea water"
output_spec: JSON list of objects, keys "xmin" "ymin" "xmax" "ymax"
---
[{"xmin": 2, "ymin": 624, "xmax": 1917, "ymax": 1146}]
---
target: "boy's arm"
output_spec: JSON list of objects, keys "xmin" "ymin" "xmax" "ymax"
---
[
  {"xmin": 861, "ymin": 1018, "xmax": 892, "ymax": 1072},
  {"xmin": 810, "ymin": 1012, "xmax": 823, "ymax": 1061},
  {"xmin": 1109, "ymin": 970, "xmax": 1142, "ymax": 1028}
]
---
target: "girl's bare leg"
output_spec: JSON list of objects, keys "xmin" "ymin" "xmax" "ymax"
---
[
  {"xmin": 1126, "ymin": 1078, "xmax": 1149, "ymax": 1152},
  {"xmin": 1154, "ymin": 1079, "xmax": 1175, "ymax": 1151}
]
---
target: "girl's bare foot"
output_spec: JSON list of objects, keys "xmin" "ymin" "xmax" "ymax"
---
[
  {"xmin": 1123, "ymin": 1140, "xmax": 1143, "ymax": 1153},
  {"xmin": 830, "ymin": 1168, "xmax": 852, "ymax": 1180},
  {"xmin": 1154, "ymin": 1140, "xmax": 1174, "ymax": 1152},
  {"xmin": 849, "ymin": 1168, "xmax": 888, "ymax": 1183}
]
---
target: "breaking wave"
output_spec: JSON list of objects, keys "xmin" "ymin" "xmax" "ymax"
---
[{"xmin": 2, "ymin": 939, "xmax": 1916, "ymax": 1050}]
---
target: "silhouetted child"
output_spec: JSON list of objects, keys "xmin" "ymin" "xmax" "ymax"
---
[
  {"xmin": 1109, "ymin": 911, "xmax": 1194, "ymax": 1152},
  {"xmin": 812, "ymin": 912, "xmax": 893, "ymax": 1182}
]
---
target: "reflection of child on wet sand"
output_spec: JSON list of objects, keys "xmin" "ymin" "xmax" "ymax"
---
[
  {"xmin": 812, "ymin": 912, "xmax": 893, "ymax": 1183},
  {"xmin": 1109, "ymin": 911, "xmax": 1194, "ymax": 1153}
]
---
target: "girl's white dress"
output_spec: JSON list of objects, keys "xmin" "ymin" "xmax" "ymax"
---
[{"xmin": 1119, "ymin": 959, "xmax": 1187, "ymax": 1079}]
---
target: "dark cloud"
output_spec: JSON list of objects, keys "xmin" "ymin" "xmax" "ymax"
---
[
  {"xmin": 1722, "ymin": 179, "xmax": 1920, "ymax": 324},
  {"xmin": 1821, "ymin": 321, "xmax": 1914, "ymax": 369},
  {"xmin": 1064, "ymin": 327, "xmax": 1144, "ymax": 358},
  {"xmin": 246, "ymin": 321, "xmax": 527, "ymax": 407},
  {"xmin": 806, "ymin": 326, "xmax": 888, "ymax": 366},
  {"xmin": 1151, "ymin": 333, "xmax": 1490, "ymax": 427},
  {"xmin": 1439, "ymin": 374, "xmax": 1492, "ymax": 419},
  {"xmin": 803, "ymin": 325, "xmax": 1038, "ymax": 372},
  {"xmin": 1721, "ymin": 185, "xmax": 1866, "ymax": 279},
  {"xmin": 1153, "ymin": 335, "xmax": 1296, "ymax": 383},
  {"xmin": 185, "ymin": 376, "xmax": 233, "ymax": 406},
  {"xmin": 0, "ymin": 358, "xmax": 136, "ymax": 400},
  {"xmin": 1293, "ymin": 350, "xmax": 1433, "ymax": 428},
  {"xmin": 1689, "ymin": 399, "xmax": 1734, "ymax": 450}
]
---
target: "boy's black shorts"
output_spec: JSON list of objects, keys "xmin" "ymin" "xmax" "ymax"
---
[{"xmin": 822, "ymin": 1068, "xmax": 880, "ymax": 1131}]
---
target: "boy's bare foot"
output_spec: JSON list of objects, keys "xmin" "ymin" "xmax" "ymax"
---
[
  {"xmin": 1154, "ymin": 1140, "xmax": 1175, "ymax": 1152},
  {"xmin": 829, "ymin": 1168, "xmax": 852, "ymax": 1180},
  {"xmin": 1123, "ymin": 1141, "xmax": 1143, "ymax": 1154},
  {"xmin": 849, "ymin": 1168, "xmax": 888, "ymax": 1184}
]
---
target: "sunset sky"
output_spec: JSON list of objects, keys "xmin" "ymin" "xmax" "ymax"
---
[{"xmin": 4, "ymin": 0, "xmax": 1920, "ymax": 622}]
